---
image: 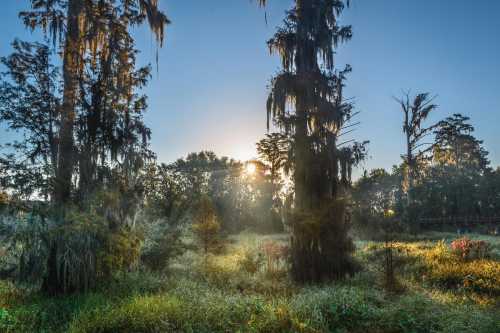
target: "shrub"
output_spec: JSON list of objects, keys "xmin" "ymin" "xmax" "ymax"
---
[
  {"xmin": 451, "ymin": 237, "xmax": 491, "ymax": 260},
  {"xmin": 426, "ymin": 259, "xmax": 500, "ymax": 295},
  {"xmin": 261, "ymin": 240, "xmax": 289, "ymax": 278},
  {"xmin": 238, "ymin": 247, "xmax": 264, "ymax": 274},
  {"xmin": 0, "ymin": 192, "xmax": 8, "ymax": 211},
  {"xmin": 0, "ymin": 308, "xmax": 16, "ymax": 332},
  {"xmin": 418, "ymin": 241, "xmax": 500, "ymax": 295},
  {"xmin": 140, "ymin": 223, "xmax": 186, "ymax": 272},
  {"xmin": 0, "ymin": 292, "xmax": 110, "ymax": 333},
  {"xmin": 97, "ymin": 228, "xmax": 142, "ymax": 278},
  {"xmin": 0, "ymin": 281, "xmax": 22, "ymax": 308},
  {"xmin": 197, "ymin": 256, "xmax": 236, "ymax": 288},
  {"xmin": 193, "ymin": 196, "xmax": 222, "ymax": 258}
]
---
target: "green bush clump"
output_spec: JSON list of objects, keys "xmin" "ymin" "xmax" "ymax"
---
[
  {"xmin": 0, "ymin": 308, "xmax": 16, "ymax": 332},
  {"xmin": 238, "ymin": 247, "xmax": 264, "ymax": 274}
]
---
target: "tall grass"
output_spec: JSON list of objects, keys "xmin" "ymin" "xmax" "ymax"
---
[{"xmin": 1, "ymin": 232, "xmax": 499, "ymax": 333}]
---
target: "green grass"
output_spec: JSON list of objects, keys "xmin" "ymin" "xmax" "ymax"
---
[{"xmin": 1, "ymin": 232, "xmax": 499, "ymax": 333}]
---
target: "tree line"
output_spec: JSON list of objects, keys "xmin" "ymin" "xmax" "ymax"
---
[{"xmin": 353, "ymin": 95, "xmax": 499, "ymax": 237}]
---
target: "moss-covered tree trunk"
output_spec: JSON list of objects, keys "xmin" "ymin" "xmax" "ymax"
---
[
  {"xmin": 54, "ymin": 0, "xmax": 83, "ymax": 205},
  {"xmin": 43, "ymin": 0, "xmax": 84, "ymax": 295}
]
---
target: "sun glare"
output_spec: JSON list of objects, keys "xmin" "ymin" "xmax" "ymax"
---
[{"xmin": 245, "ymin": 162, "xmax": 257, "ymax": 175}]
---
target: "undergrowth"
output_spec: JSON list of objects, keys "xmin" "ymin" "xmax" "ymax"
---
[{"xmin": 1, "ymin": 233, "xmax": 499, "ymax": 333}]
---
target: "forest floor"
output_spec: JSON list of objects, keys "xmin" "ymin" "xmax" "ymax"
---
[{"xmin": 1, "ymin": 231, "xmax": 499, "ymax": 332}]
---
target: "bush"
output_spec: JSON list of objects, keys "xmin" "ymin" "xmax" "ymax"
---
[
  {"xmin": 425, "ymin": 259, "xmax": 500, "ymax": 295},
  {"xmin": 97, "ymin": 228, "xmax": 142, "ymax": 278},
  {"xmin": 238, "ymin": 247, "xmax": 264, "ymax": 274},
  {"xmin": 451, "ymin": 237, "xmax": 491, "ymax": 260},
  {"xmin": 261, "ymin": 240, "xmax": 289, "ymax": 279},
  {"xmin": 193, "ymin": 196, "xmax": 223, "ymax": 257},
  {"xmin": 140, "ymin": 223, "xmax": 186, "ymax": 272},
  {"xmin": 419, "ymin": 241, "xmax": 500, "ymax": 295},
  {"xmin": 0, "ymin": 291, "xmax": 110, "ymax": 333}
]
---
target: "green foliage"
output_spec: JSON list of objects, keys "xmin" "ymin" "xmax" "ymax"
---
[
  {"xmin": 66, "ymin": 279, "xmax": 500, "ymax": 333},
  {"xmin": 193, "ymin": 196, "xmax": 222, "ymax": 256},
  {"xmin": 238, "ymin": 247, "xmax": 264, "ymax": 275},
  {"xmin": 0, "ymin": 288, "xmax": 110, "ymax": 333},
  {"xmin": 419, "ymin": 241, "xmax": 500, "ymax": 296},
  {"xmin": 352, "ymin": 168, "xmax": 404, "ymax": 239},
  {"xmin": 0, "ymin": 1, "xmax": 172, "ymax": 295},
  {"xmin": 9, "ymin": 202, "xmax": 143, "ymax": 293},
  {"xmin": 140, "ymin": 225, "xmax": 186, "ymax": 272},
  {"xmin": 0, "ymin": 192, "xmax": 9, "ymax": 210},
  {"xmin": 433, "ymin": 114, "xmax": 490, "ymax": 172},
  {"xmin": 69, "ymin": 294, "xmax": 185, "ymax": 333},
  {"xmin": 146, "ymin": 151, "xmax": 283, "ymax": 234},
  {"xmin": 2, "ymin": 233, "xmax": 500, "ymax": 333},
  {"xmin": 97, "ymin": 229, "xmax": 142, "ymax": 278}
]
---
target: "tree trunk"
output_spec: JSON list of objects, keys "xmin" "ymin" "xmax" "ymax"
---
[
  {"xmin": 42, "ymin": 241, "xmax": 63, "ymax": 295},
  {"xmin": 43, "ymin": 0, "xmax": 84, "ymax": 295},
  {"xmin": 293, "ymin": 0, "xmax": 313, "ymax": 211},
  {"xmin": 54, "ymin": 0, "xmax": 84, "ymax": 205}
]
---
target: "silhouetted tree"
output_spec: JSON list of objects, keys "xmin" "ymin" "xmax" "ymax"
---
[
  {"xmin": 264, "ymin": 0, "xmax": 367, "ymax": 282},
  {"xmin": 1, "ymin": 0, "xmax": 170, "ymax": 294},
  {"xmin": 20, "ymin": 0, "xmax": 169, "ymax": 205},
  {"xmin": 433, "ymin": 114, "xmax": 489, "ymax": 172},
  {"xmin": 395, "ymin": 92, "xmax": 437, "ymax": 207}
]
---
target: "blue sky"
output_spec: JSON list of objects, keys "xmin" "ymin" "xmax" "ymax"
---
[{"xmin": 1, "ymin": 0, "xmax": 499, "ymax": 174}]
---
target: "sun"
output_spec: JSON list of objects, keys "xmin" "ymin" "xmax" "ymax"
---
[{"xmin": 245, "ymin": 162, "xmax": 257, "ymax": 175}]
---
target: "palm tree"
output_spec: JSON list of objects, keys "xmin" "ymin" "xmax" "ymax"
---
[{"xmin": 395, "ymin": 92, "xmax": 437, "ymax": 207}]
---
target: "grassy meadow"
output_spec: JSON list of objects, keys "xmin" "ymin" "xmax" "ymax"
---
[{"xmin": 1, "ymin": 231, "xmax": 499, "ymax": 333}]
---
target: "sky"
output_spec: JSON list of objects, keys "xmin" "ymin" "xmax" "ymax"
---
[{"xmin": 1, "ymin": 0, "xmax": 499, "ymax": 175}]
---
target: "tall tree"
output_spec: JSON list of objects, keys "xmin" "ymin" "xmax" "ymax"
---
[
  {"xmin": 433, "ymin": 113, "xmax": 489, "ymax": 172},
  {"xmin": 395, "ymin": 92, "xmax": 437, "ymax": 217},
  {"xmin": 3, "ymin": 0, "xmax": 170, "ymax": 294},
  {"xmin": 264, "ymin": 0, "xmax": 366, "ymax": 282},
  {"xmin": 20, "ymin": 0, "xmax": 169, "ymax": 205}
]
